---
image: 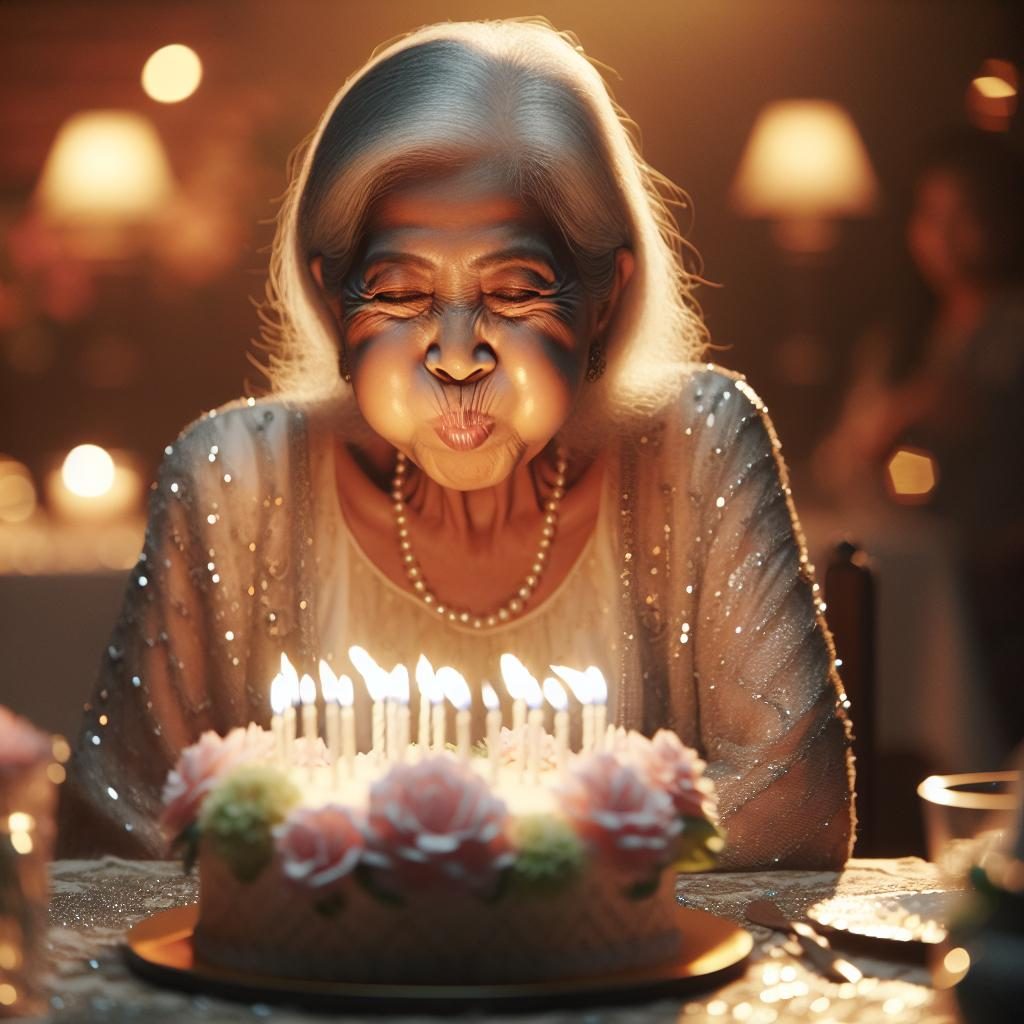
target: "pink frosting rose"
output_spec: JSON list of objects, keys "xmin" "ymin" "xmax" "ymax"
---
[
  {"xmin": 274, "ymin": 804, "xmax": 365, "ymax": 889},
  {"xmin": 160, "ymin": 725, "xmax": 274, "ymax": 836},
  {"xmin": 559, "ymin": 752, "xmax": 682, "ymax": 878},
  {"xmin": 627, "ymin": 729, "xmax": 718, "ymax": 822},
  {"xmin": 365, "ymin": 755, "xmax": 513, "ymax": 893},
  {"xmin": 0, "ymin": 706, "xmax": 50, "ymax": 771}
]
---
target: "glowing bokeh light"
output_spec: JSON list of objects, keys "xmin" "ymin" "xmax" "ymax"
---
[
  {"xmin": 61, "ymin": 444, "xmax": 115, "ymax": 498},
  {"xmin": 142, "ymin": 44, "xmax": 203, "ymax": 103},
  {"xmin": 0, "ymin": 459, "xmax": 37, "ymax": 523},
  {"xmin": 886, "ymin": 446, "xmax": 938, "ymax": 503}
]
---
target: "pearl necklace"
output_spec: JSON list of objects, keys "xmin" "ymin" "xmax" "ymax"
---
[{"xmin": 391, "ymin": 449, "xmax": 568, "ymax": 629}]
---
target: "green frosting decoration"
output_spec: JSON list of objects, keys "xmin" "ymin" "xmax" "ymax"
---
[
  {"xmin": 198, "ymin": 764, "xmax": 300, "ymax": 883},
  {"xmin": 509, "ymin": 814, "xmax": 586, "ymax": 895}
]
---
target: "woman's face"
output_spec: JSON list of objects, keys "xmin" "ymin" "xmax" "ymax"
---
[
  {"xmin": 906, "ymin": 169, "xmax": 986, "ymax": 293},
  {"xmin": 311, "ymin": 164, "xmax": 630, "ymax": 491}
]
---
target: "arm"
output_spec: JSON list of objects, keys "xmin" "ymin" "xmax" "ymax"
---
[
  {"xmin": 690, "ymin": 372, "xmax": 856, "ymax": 869},
  {"xmin": 56, "ymin": 405, "xmax": 281, "ymax": 857}
]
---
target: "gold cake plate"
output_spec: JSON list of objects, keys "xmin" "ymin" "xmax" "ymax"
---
[{"xmin": 123, "ymin": 904, "xmax": 753, "ymax": 1012}]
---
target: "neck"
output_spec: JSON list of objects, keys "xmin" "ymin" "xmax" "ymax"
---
[{"xmin": 402, "ymin": 448, "xmax": 558, "ymax": 549}]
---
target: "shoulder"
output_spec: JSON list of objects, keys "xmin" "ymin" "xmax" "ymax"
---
[
  {"xmin": 162, "ymin": 396, "xmax": 309, "ymax": 478},
  {"xmin": 667, "ymin": 363, "xmax": 778, "ymax": 453}
]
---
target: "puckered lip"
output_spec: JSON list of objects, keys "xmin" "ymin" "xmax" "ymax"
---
[{"xmin": 433, "ymin": 410, "xmax": 496, "ymax": 452}]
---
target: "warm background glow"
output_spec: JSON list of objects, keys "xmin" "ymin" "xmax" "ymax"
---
[{"xmin": 141, "ymin": 43, "xmax": 203, "ymax": 104}]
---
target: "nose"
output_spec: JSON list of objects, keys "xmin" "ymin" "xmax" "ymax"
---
[{"xmin": 424, "ymin": 310, "xmax": 497, "ymax": 385}]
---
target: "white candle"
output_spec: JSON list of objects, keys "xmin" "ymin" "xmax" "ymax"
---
[
  {"xmin": 522, "ymin": 675, "xmax": 544, "ymax": 783},
  {"xmin": 500, "ymin": 653, "xmax": 530, "ymax": 774},
  {"xmin": 349, "ymin": 645, "xmax": 387, "ymax": 766},
  {"xmin": 319, "ymin": 660, "xmax": 340, "ymax": 784},
  {"xmin": 270, "ymin": 673, "xmax": 288, "ymax": 766},
  {"xmin": 338, "ymin": 673, "xmax": 355, "ymax": 778},
  {"xmin": 280, "ymin": 653, "xmax": 300, "ymax": 762},
  {"xmin": 299, "ymin": 672, "xmax": 318, "ymax": 780},
  {"xmin": 390, "ymin": 665, "xmax": 411, "ymax": 763},
  {"xmin": 415, "ymin": 654, "xmax": 435, "ymax": 755},
  {"xmin": 543, "ymin": 676, "xmax": 570, "ymax": 772},
  {"xmin": 551, "ymin": 664, "xmax": 592, "ymax": 752},
  {"xmin": 482, "ymin": 682, "xmax": 502, "ymax": 782},
  {"xmin": 299, "ymin": 673, "xmax": 318, "ymax": 738},
  {"xmin": 588, "ymin": 666, "xmax": 608, "ymax": 752},
  {"xmin": 438, "ymin": 667, "xmax": 472, "ymax": 761}
]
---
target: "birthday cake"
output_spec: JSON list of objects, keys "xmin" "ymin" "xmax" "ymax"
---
[{"xmin": 161, "ymin": 655, "xmax": 723, "ymax": 985}]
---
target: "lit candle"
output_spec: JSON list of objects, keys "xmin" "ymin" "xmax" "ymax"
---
[
  {"xmin": 500, "ymin": 653, "xmax": 529, "ymax": 773},
  {"xmin": 587, "ymin": 666, "xmax": 608, "ymax": 752},
  {"xmin": 270, "ymin": 673, "xmax": 288, "ymax": 766},
  {"xmin": 319, "ymin": 660, "xmax": 340, "ymax": 780},
  {"xmin": 482, "ymin": 682, "xmax": 502, "ymax": 782},
  {"xmin": 438, "ymin": 667, "xmax": 472, "ymax": 761},
  {"xmin": 338, "ymin": 673, "xmax": 355, "ymax": 778},
  {"xmin": 543, "ymin": 676, "xmax": 570, "ymax": 772},
  {"xmin": 280, "ymin": 653, "xmax": 300, "ymax": 761},
  {"xmin": 551, "ymin": 664, "xmax": 592, "ymax": 752},
  {"xmin": 349, "ymin": 645, "xmax": 387, "ymax": 766},
  {"xmin": 299, "ymin": 673, "xmax": 318, "ymax": 738},
  {"xmin": 415, "ymin": 654, "xmax": 435, "ymax": 755},
  {"xmin": 391, "ymin": 664, "xmax": 411, "ymax": 762},
  {"xmin": 522, "ymin": 674, "xmax": 544, "ymax": 784}
]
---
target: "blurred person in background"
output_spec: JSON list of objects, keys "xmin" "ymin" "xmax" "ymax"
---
[{"xmin": 816, "ymin": 128, "xmax": 1024, "ymax": 752}]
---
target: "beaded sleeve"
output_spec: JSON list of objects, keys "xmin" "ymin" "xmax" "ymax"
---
[
  {"xmin": 57, "ymin": 401, "xmax": 305, "ymax": 857},
  {"xmin": 685, "ymin": 369, "xmax": 856, "ymax": 869}
]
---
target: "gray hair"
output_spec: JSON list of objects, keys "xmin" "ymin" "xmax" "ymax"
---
[{"xmin": 257, "ymin": 18, "xmax": 709, "ymax": 428}]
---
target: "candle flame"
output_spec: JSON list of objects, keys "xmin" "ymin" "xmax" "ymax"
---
[
  {"xmin": 280, "ymin": 652, "xmax": 299, "ymax": 688},
  {"xmin": 390, "ymin": 664, "xmax": 410, "ymax": 703},
  {"xmin": 416, "ymin": 654, "xmax": 445, "ymax": 704},
  {"xmin": 482, "ymin": 682, "xmax": 500, "ymax": 711},
  {"xmin": 542, "ymin": 676, "xmax": 569, "ymax": 711},
  {"xmin": 337, "ymin": 674, "xmax": 354, "ymax": 707},
  {"xmin": 415, "ymin": 653, "xmax": 435, "ymax": 688},
  {"xmin": 501, "ymin": 652, "xmax": 539, "ymax": 701},
  {"xmin": 585, "ymin": 665, "xmax": 608, "ymax": 702},
  {"xmin": 299, "ymin": 673, "xmax": 317, "ymax": 706},
  {"xmin": 349, "ymin": 644, "xmax": 388, "ymax": 702},
  {"xmin": 550, "ymin": 664, "xmax": 592, "ymax": 704},
  {"xmin": 319, "ymin": 659, "xmax": 338, "ymax": 703},
  {"xmin": 270, "ymin": 674, "xmax": 289, "ymax": 715},
  {"xmin": 437, "ymin": 666, "xmax": 472, "ymax": 711}
]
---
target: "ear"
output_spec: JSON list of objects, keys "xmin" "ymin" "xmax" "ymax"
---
[
  {"xmin": 595, "ymin": 247, "xmax": 635, "ymax": 336},
  {"xmin": 309, "ymin": 255, "xmax": 343, "ymax": 323}
]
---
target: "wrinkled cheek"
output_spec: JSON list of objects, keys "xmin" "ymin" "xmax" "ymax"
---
[
  {"xmin": 507, "ymin": 350, "xmax": 579, "ymax": 442},
  {"xmin": 350, "ymin": 345, "xmax": 422, "ymax": 443}
]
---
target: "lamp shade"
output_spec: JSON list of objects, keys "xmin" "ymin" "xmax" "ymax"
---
[
  {"xmin": 731, "ymin": 100, "xmax": 879, "ymax": 220},
  {"xmin": 36, "ymin": 110, "xmax": 174, "ymax": 224}
]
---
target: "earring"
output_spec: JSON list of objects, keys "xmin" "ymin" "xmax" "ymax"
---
[
  {"xmin": 338, "ymin": 343, "xmax": 352, "ymax": 383},
  {"xmin": 585, "ymin": 340, "xmax": 606, "ymax": 382}
]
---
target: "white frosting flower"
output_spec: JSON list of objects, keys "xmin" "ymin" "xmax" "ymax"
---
[
  {"xmin": 365, "ymin": 755, "xmax": 513, "ymax": 893},
  {"xmin": 160, "ymin": 725, "xmax": 275, "ymax": 836},
  {"xmin": 559, "ymin": 752, "xmax": 681, "ymax": 878},
  {"xmin": 274, "ymin": 804, "xmax": 365, "ymax": 889}
]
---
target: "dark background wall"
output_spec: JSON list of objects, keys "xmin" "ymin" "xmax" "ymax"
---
[{"xmin": 1, "ymin": 0, "xmax": 1022, "ymax": 487}]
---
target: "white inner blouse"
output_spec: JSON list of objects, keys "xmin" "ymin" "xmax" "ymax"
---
[{"xmin": 312, "ymin": 434, "xmax": 630, "ymax": 746}]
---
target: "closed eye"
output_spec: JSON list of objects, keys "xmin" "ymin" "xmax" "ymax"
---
[
  {"xmin": 373, "ymin": 292, "xmax": 431, "ymax": 304},
  {"xmin": 489, "ymin": 289, "xmax": 542, "ymax": 302}
]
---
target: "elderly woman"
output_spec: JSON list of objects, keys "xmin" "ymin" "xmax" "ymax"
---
[{"xmin": 59, "ymin": 19, "xmax": 855, "ymax": 868}]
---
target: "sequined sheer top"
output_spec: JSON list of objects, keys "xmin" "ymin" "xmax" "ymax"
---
[{"xmin": 58, "ymin": 366, "xmax": 856, "ymax": 868}]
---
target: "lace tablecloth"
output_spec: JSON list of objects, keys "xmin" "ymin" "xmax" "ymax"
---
[{"xmin": 34, "ymin": 856, "xmax": 959, "ymax": 1023}]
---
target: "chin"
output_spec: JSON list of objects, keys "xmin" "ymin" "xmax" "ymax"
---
[{"xmin": 411, "ymin": 438, "xmax": 526, "ymax": 491}]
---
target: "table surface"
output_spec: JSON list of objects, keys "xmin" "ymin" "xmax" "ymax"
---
[{"xmin": 33, "ymin": 856, "xmax": 959, "ymax": 1024}]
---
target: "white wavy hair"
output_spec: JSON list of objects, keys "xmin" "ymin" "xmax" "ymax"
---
[{"xmin": 255, "ymin": 17, "xmax": 709, "ymax": 432}]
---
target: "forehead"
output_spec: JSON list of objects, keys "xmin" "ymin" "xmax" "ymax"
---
[{"xmin": 362, "ymin": 167, "xmax": 556, "ymax": 256}]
